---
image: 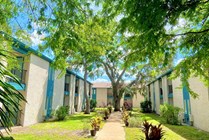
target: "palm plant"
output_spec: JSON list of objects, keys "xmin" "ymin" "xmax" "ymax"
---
[{"xmin": 0, "ymin": 50, "xmax": 26, "ymax": 134}]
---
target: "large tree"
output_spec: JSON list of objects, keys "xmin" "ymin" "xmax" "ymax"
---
[
  {"xmin": 99, "ymin": 35, "xmax": 154, "ymax": 111},
  {"xmin": 100, "ymin": 0, "xmax": 209, "ymax": 97}
]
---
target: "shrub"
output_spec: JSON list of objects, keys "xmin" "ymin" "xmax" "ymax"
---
[
  {"xmin": 140, "ymin": 100, "xmax": 152, "ymax": 113},
  {"xmin": 122, "ymin": 111, "xmax": 130, "ymax": 123},
  {"xmin": 128, "ymin": 117, "xmax": 142, "ymax": 127},
  {"xmin": 160, "ymin": 103, "xmax": 180, "ymax": 125},
  {"xmin": 55, "ymin": 106, "xmax": 69, "ymax": 121},
  {"xmin": 107, "ymin": 105, "xmax": 113, "ymax": 113},
  {"xmin": 90, "ymin": 99, "xmax": 97, "ymax": 111},
  {"xmin": 142, "ymin": 120, "xmax": 164, "ymax": 140}
]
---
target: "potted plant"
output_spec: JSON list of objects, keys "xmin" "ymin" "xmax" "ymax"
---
[
  {"xmin": 122, "ymin": 111, "xmax": 130, "ymax": 126},
  {"xmin": 96, "ymin": 116, "xmax": 102, "ymax": 131},
  {"xmin": 107, "ymin": 106, "xmax": 113, "ymax": 114},
  {"xmin": 104, "ymin": 109, "xmax": 109, "ymax": 119},
  {"xmin": 90, "ymin": 117, "xmax": 97, "ymax": 136}
]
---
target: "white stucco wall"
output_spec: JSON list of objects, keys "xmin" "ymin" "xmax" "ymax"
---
[
  {"xmin": 132, "ymin": 93, "xmax": 144, "ymax": 108},
  {"xmin": 162, "ymin": 76, "xmax": 168, "ymax": 103},
  {"xmin": 149, "ymin": 84, "xmax": 155, "ymax": 111},
  {"xmin": 96, "ymin": 88, "xmax": 107, "ymax": 107},
  {"xmin": 154, "ymin": 80, "xmax": 160, "ymax": 114},
  {"xmin": 69, "ymin": 75, "xmax": 76, "ymax": 114},
  {"xmin": 188, "ymin": 77, "xmax": 209, "ymax": 132},
  {"xmin": 77, "ymin": 79, "xmax": 84, "ymax": 112},
  {"xmin": 172, "ymin": 77, "xmax": 184, "ymax": 109},
  {"xmin": 22, "ymin": 54, "xmax": 49, "ymax": 126},
  {"xmin": 52, "ymin": 70, "xmax": 65, "ymax": 110}
]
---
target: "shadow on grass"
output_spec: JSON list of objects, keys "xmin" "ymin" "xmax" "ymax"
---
[
  {"xmin": 0, "ymin": 136, "xmax": 14, "ymax": 140},
  {"xmin": 68, "ymin": 115, "xmax": 93, "ymax": 121}
]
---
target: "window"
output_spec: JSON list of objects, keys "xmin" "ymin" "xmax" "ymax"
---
[
  {"xmin": 168, "ymin": 85, "xmax": 173, "ymax": 93},
  {"xmin": 9, "ymin": 57, "xmax": 26, "ymax": 83},
  {"xmin": 64, "ymin": 83, "xmax": 69, "ymax": 92}
]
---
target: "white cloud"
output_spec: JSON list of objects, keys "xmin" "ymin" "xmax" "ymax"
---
[
  {"xmin": 175, "ymin": 58, "xmax": 184, "ymax": 66},
  {"xmin": 30, "ymin": 30, "xmax": 45, "ymax": 46}
]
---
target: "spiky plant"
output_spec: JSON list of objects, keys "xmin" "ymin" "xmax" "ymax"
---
[{"xmin": 142, "ymin": 120, "xmax": 164, "ymax": 140}]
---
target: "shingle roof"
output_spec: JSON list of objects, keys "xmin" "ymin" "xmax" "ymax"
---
[{"xmin": 92, "ymin": 82, "xmax": 112, "ymax": 88}]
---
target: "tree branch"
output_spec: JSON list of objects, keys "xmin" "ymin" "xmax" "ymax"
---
[
  {"xmin": 116, "ymin": 67, "xmax": 126, "ymax": 84},
  {"xmin": 167, "ymin": 28, "xmax": 209, "ymax": 36},
  {"xmin": 102, "ymin": 62, "xmax": 114, "ymax": 83}
]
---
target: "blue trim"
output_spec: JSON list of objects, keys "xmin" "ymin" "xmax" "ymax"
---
[
  {"xmin": 92, "ymin": 88, "xmax": 96, "ymax": 100},
  {"xmin": 124, "ymin": 96, "xmax": 132, "ymax": 99},
  {"xmin": 168, "ymin": 93, "xmax": 173, "ymax": 98},
  {"xmin": 45, "ymin": 67, "xmax": 55, "ymax": 118},
  {"xmin": 8, "ymin": 82, "xmax": 26, "ymax": 90},
  {"xmin": 183, "ymin": 85, "xmax": 191, "ymax": 124},
  {"xmin": 64, "ymin": 91, "xmax": 70, "ymax": 95},
  {"xmin": 107, "ymin": 95, "xmax": 113, "ymax": 98}
]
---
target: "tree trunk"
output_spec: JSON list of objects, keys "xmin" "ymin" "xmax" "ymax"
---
[
  {"xmin": 113, "ymin": 85, "xmax": 121, "ymax": 111},
  {"xmin": 84, "ymin": 61, "xmax": 90, "ymax": 114}
]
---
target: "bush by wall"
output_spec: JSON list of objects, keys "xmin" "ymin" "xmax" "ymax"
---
[
  {"xmin": 140, "ymin": 100, "xmax": 152, "ymax": 113},
  {"xmin": 55, "ymin": 106, "xmax": 69, "ymax": 121},
  {"xmin": 160, "ymin": 103, "xmax": 180, "ymax": 125},
  {"xmin": 90, "ymin": 99, "xmax": 97, "ymax": 111}
]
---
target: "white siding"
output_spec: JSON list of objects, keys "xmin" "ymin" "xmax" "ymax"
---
[{"xmin": 23, "ymin": 54, "xmax": 49, "ymax": 126}]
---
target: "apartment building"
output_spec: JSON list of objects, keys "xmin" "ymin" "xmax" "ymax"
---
[
  {"xmin": 147, "ymin": 69, "xmax": 209, "ymax": 132},
  {"xmin": 92, "ymin": 82, "xmax": 144, "ymax": 108},
  {"xmin": 6, "ymin": 35, "xmax": 92, "ymax": 127}
]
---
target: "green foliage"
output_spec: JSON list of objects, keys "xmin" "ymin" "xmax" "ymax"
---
[
  {"xmin": 90, "ymin": 99, "xmax": 97, "ymax": 111},
  {"xmin": 122, "ymin": 111, "xmax": 130, "ymax": 123},
  {"xmin": 101, "ymin": 0, "xmax": 209, "ymax": 97},
  {"xmin": 128, "ymin": 117, "xmax": 141, "ymax": 128},
  {"xmin": 104, "ymin": 109, "xmax": 109, "ymax": 117},
  {"xmin": 90, "ymin": 117, "xmax": 98, "ymax": 130},
  {"xmin": 55, "ymin": 106, "xmax": 69, "ymax": 121},
  {"xmin": 107, "ymin": 105, "xmax": 112, "ymax": 113},
  {"xmin": 0, "ymin": 49, "xmax": 26, "ymax": 133},
  {"xmin": 142, "ymin": 120, "xmax": 164, "ymax": 140},
  {"xmin": 140, "ymin": 101, "xmax": 152, "ymax": 113},
  {"xmin": 160, "ymin": 103, "xmax": 180, "ymax": 125}
]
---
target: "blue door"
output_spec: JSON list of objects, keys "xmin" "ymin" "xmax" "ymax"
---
[{"xmin": 183, "ymin": 86, "xmax": 191, "ymax": 124}]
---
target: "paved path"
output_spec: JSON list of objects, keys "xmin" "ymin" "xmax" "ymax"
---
[{"xmin": 95, "ymin": 111, "xmax": 125, "ymax": 140}]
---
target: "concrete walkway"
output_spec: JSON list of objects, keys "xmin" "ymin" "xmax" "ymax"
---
[{"xmin": 95, "ymin": 111, "xmax": 125, "ymax": 140}]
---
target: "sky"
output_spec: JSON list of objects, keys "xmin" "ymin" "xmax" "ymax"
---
[{"xmin": 8, "ymin": 0, "xmax": 184, "ymax": 83}]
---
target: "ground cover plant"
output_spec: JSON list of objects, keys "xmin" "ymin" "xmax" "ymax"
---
[
  {"xmin": 125, "ymin": 108, "xmax": 209, "ymax": 140},
  {"xmin": 1, "ymin": 112, "xmax": 104, "ymax": 140}
]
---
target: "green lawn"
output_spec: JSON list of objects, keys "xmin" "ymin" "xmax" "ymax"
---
[
  {"xmin": 1, "ymin": 112, "xmax": 104, "ymax": 140},
  {"xmin": 125, "ymin": 109, "xmax": 209, "ymax": 140}
]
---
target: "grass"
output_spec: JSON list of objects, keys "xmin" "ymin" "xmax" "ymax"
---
[
  {"xmin": 1, "ymin": 112, "xmax": 104, "ymax": 140},
  {"xmin": 125, "ymin": 109, "xmax": 209, "ymax": 140}
]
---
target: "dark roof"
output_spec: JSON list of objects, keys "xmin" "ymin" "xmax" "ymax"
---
[{"xmin": 92, "ymin": 82, "xmax": 112, "ymax": 88}]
